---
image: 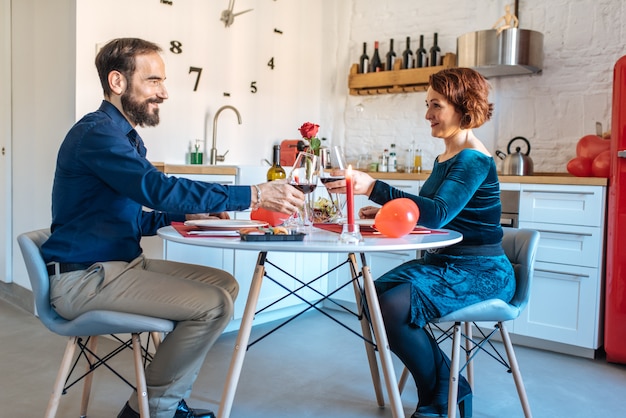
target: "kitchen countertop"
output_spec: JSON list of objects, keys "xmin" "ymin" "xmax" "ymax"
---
[
  {"xmin": 153, "ymin": 163, "xmax": 238, "ymax": 176},
  {"xmin": 152, "ymin": 163, "xmax": 608, "ymax": 186},
  {"xmin": 369, "ymin": 171, "xmax": 608, "ymax": 186}
]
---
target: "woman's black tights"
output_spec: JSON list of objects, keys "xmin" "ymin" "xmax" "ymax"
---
[{"xmin": 378, "ymin": 283, "xmax": 443, "ymax": 405}]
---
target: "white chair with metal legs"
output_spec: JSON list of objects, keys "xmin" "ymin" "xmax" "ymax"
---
[
  {"xmin": 18, "ymin": 229, "xmax": 176, "ymax": 418},
  {"xmin": 398, "ymin": 227, "xmax": 540, "ymax": 418}
]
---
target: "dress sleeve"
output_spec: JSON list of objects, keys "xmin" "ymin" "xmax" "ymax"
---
[{"xmin": 368, "ymin": 152, "xmax": 492, "ymax": 229}]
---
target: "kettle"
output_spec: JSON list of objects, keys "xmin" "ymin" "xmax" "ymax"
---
[{"xmin": 496, "ymin": 136, "xmax": 534, "ymax": 176}]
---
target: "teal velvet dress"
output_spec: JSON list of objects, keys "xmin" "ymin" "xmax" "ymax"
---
[{"xmin": 369, "ymin": 149, "xmax": 515, "ymax": 327}]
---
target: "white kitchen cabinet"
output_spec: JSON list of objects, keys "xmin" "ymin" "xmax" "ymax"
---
[{"xmin": 516, "ymin": 184, "xmax": 606, "ymax": 356}]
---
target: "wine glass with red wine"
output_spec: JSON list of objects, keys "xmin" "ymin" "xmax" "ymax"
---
[{"xmin": 287, "ymin": 152, "xmax": 320, "ymax": 228}]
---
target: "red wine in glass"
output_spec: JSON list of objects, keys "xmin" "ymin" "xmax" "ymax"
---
[
  {"xmin": 291, "ymin": 183, "xmax": 318, "ymax": 194},
  {"xmin": 320, "ymin": 176, "xmax": 345, "ymax": 184}
]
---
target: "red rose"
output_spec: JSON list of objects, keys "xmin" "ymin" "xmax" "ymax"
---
[{"xmin": 298, "ymin": 122, "xmax": 319, "ymax": 139}]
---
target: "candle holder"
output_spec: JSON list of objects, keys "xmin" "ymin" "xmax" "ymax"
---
[{"xmin": 339, "ymin": 223, "xmax": 363, "ymax": 244}]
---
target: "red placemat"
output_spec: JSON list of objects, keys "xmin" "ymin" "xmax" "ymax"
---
[
  {"xmin": 171, "ymin": 222, "xmax": 241, "ymax": 238},
  {"xmin": 313, "ymin": 223, "xmax": 448, "ymax": 237}
]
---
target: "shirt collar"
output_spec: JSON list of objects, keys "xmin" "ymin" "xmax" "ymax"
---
[{"xmin": 98, "ymin": 100, "xmax": 135, "ymax": 138}]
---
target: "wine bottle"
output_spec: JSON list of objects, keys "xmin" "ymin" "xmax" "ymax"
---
[
  {"xmin": 359, "ymin": 42, "xmax": 369, "ymax": 74},
  {"xmin": 385, "ymin": 38, "xmax": 396, "ymax": 71},
  {"xmin": 267, "ymin": 145, "xmax": 286, "ymax": 181},
  {"xmin": 416, "ymin": 34, "xmax": 427, "ymax": 68},
  {"xmin": 402, "ymin": 36, "xmax": 413, "ymax": 69},
  {"xmin": 430, "ymin": 32, "xmax": 441, "ymax": 67},
  {"xmin": 370, "ymin": 41, "xmax": 383, "ymax": 72}
]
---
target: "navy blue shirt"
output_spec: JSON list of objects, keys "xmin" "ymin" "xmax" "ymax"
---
[{"xmin": 42, "ymin": 101, "xmax": 251, "ymax": 264}]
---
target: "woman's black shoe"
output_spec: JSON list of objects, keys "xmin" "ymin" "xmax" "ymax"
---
[{"xmin": 411, "ymin": 375, "xmax": 473, "ymax": 418}]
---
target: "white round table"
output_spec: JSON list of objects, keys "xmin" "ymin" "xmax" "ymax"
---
[{"xmin": 158, "ymin": 225, "xmax": 462, "ymax": 418}]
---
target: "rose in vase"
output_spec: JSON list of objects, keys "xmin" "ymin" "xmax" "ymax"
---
[{"xmin": 298, "ymin": 122, "xmax": 321, "ymax": 155}]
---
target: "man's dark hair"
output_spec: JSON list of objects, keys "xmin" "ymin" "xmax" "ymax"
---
[{"xmin": 95, "ymin": 38, "xmax": 162, "ymax": 97}]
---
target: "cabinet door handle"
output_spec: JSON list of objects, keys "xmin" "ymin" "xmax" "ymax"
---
[
  {"xmin": 522, "ymin": 189, "xmax": 595, "ymax": 195},
  {"xmin": 618, "ymin": 150, "xmax": 626, "ymax": 158},
  {"xmin": 533, "ymin": 228, "xmax": 593, "ymax": 237},
  {"xmin": 534, "ymin": 268, "xmax": 590, "ymax": 279}
]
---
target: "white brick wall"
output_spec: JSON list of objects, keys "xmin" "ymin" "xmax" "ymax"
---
[{"xmin": 333, "ymin": 0, "xmax": 626, "ymax": 173}]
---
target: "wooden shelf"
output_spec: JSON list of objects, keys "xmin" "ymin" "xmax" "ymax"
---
[{"xmin": 348, "ymin": 53, "xmax": 456, "ymax": 95}]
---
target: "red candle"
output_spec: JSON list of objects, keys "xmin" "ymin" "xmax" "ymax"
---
[{"xmin": 346, "ymin": 165, "xmax": 354, "ymax": 225}]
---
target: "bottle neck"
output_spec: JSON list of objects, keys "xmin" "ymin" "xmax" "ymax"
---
[{"xmin": 273, "ymin": 147, "xmax": 281, "ymax": 165}]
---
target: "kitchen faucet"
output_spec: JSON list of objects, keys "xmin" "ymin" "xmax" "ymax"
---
[{"xmin": 210, "ymin": 105, "xmax": 242, "ymax": 165}]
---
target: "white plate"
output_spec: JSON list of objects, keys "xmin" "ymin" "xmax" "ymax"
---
[
  {"xmin": 355, "ymin": 219, "xmax": 375, "ymax": 226},
  {"xmin": 184, "ymin": 219, "xmax": 268, "ymax": 230}
]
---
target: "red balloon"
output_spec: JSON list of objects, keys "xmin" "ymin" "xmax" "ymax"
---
[
  {"xmin": 591, "ymin": 150, "xmax": 610, "ymax": 178},
  {"xmin": 566, "ymin": 156, "xmax": 592, "ymax": 177},
  {"xmin": 576, "ymin": 134, "xmax": 610, "ymax": 160},
  {"xmin": 250, "ymin": 207, "xmax": 290, "ymax": 227},
  {"xmin": 374, "ymin": 198, "xmax": 420, "ymax": 238}
]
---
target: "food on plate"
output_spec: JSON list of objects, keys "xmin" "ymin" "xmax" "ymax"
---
[
  {"xmin": 239, "ymin": 227, "xmax": 265, "ymax": 235},
  {"xmin": 312, "ymin": 197, "xmax": 338, "ymax": 223},
  {"xmin": 239, "ymin": 226, "xmax": 291, "ymax": 235}
]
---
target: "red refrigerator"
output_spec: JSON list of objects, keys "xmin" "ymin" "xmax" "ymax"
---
[{"xmin": 605, "ymin": 55, "xmax": 626, "ymax": 364}]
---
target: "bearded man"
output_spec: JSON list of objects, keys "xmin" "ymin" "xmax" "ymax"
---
[{"xmin": 40, "ymin": 38, "xmax": 303, "ymax": 418}]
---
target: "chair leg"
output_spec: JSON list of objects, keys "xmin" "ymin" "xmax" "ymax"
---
[
  {"xmin": 349, "ymin": 253, "xmax": 385, "ymax": 407},
  {"xmin": 499, "ymin": 322, "xmax": 533, "ymax": 418},
  {"xmin": 464, "ymin": 322, "xmax": 474, "ymax": 390},
  {"xmin": 45, "ymin": 337, "xmax": 78, "ymax": 418},
  {"xmin": 398, "ymin": 367, "xmax": 410, "ymax": 394},
  {"xmin": 447, "ymin": 322, "xmax": 462, "ymax": 418},
  {"xmin": 150, "ymin": 331, "xmax": 162, "ymax": 350},
  {"xmin": 131, "ymin": 333, "xmax": 150, "ymax": 418},
  {"xmin": 79, "ymin": 336, "xmax": 99, "ymax": 418}
]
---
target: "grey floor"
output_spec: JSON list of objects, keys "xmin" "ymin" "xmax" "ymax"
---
[{"xmin": 1, "ymin": 298, "xmax": 625, "ymax": 418}]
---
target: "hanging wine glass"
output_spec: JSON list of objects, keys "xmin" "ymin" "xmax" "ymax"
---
[
  {"xmin": 286, "ymin": 152, "xmax": 320, "ymax": 230},
  {"xmin": 320, "ymin": 146, "xmax": 348, "ymax": 223}
]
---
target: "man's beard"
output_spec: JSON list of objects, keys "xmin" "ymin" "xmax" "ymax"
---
[{"xmin": 121, "ymin": 92, "xmax": 162, "ymax": 127}]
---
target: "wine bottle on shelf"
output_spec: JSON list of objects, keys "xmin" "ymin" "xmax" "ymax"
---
[
  {"xmin": 267, "ymin": 144, "xmax": 286, "ymax": 181},
  {"xmin": 359, "ymin": 42, "xmax": 369, "ymax": 74},
  {"xmin": 370, "ymin": 41, "xmax": 383, "ymax": 72},
  {"xmin": 401, "ymin": 36, "xmax": 413, "ymax": 69},
  {"xmin": 385, "ymin": 38, "xmax": 396, "ymax": 71},
  {"xmin": 415, "ymin": 34, "xmax": 427, "ymax": 68},
  {"xmin": 430, "ymin": 32, "xmax": 441, "ymax": 67}
]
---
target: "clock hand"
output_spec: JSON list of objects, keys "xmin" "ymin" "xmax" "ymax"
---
[{"xmin": 232, "ymin": 8, "xmax": 253, "ymax": 18}]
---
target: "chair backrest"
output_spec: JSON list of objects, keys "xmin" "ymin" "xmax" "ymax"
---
[
  {"xmin": 501, "ymin": 227, "xmax": 540, "ymax": 311},
  {"xmin": 18, "ymin": 229, "xmax": 177, "ymax": 337},
  {"xmin": 16, "ymin": 229, "xmax": 69, "ymax": 332}
]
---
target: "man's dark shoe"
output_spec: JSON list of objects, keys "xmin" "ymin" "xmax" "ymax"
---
[
  {"xmin": 117, "ymin": 402, "xmax": 140, "ymax": 418},
  {"xmin": 117, "ymin": 400, "xmax": 215, "ymax": 418},
  {"xmin": 174, "ymin": 399, "xmax": 215, "ymax": 418}
]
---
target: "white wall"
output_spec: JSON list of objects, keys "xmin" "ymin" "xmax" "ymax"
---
[{"xmin": 10, "ymin": 0, "xmax": 76, "ymax": 288}]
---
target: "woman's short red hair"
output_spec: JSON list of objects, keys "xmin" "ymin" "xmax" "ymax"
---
[{"xmin": 428, "ymin": 68, "xmax": 494, "ymax": 129}]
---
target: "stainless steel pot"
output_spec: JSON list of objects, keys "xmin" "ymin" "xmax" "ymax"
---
[{"xmin": 496, "ymin": 136, "xmax": 534, "ymax": 176}]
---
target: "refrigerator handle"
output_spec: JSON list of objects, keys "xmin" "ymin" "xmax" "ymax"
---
[{"xmin": 618, "ymin": 150, "xmax": 626, "ymax": 158}]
